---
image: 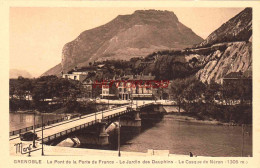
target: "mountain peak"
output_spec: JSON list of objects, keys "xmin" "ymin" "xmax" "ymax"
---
[
  {"xmin": 133, "ymin": 9, "xmax": 179, "ymax": 22},
  {"xmin": 43, "ymin": 10, "xmax": 203, "ymax": 75},
  {"xmin": 134, "ymin": 9, "xmax": 176, "ymax": 16},
  {"xmin": 114, "ymin": 10, "xmax": 179, "ymax": 27}
]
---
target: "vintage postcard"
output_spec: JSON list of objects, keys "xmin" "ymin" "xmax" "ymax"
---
[{"xmin": 1, "ymin": 1, "xmax": 260, "ymax": 168}]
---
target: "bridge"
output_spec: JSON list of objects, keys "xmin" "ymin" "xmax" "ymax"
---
[{"xmin": 10, "ymin": 100, "xmax": 177, "ymax": 156}]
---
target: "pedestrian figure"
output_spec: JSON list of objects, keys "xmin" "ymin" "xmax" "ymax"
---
[{"xmin": 189, "ymin": 152, "xmax": 193, "ymax": 157}]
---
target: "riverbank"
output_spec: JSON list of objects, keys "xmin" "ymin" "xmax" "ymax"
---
[
  {"xmin": 10, "ymin": 110, "xmax": 69, "ymax": 116},
  {"xmin": 164, "ymin": 113, "xmax": 237, "ymax": 126}
]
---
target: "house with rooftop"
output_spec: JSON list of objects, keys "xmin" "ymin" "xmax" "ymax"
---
[{"xmin": 221, "ymin": 70, "xmax": 252, "ymax": 86}]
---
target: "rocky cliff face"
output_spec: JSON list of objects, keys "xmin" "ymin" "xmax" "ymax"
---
[
  {"xmin": 195, "ymin": 8, "xmax": 252, "ymax": 83},
  {"xmin": 44, "ymin": 10, "xmax": 203, "ymax": 75},
  {"xmin": 195, "ymin": 8, "xmax": 252, "ymax": 48},
  {"xmin": 142, "ymin": 8, "xmax": 252, "ymax": 83},
  {"xmin": 195, "ymin": 41, "xmax": 251, "ymax": 83}
]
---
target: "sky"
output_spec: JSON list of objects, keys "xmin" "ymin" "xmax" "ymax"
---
[{"xmin": 9, "ymin": 7, "xmax": 244, "ymax": 77}]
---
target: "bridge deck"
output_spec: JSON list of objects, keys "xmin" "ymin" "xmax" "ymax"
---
[
  {"xmin": 10, "ymin": 101, "xmax": 155, "ymax": 143},
  {"xmin": 9, "ymin": 100, "xmax": 180, "ymax": 156}
]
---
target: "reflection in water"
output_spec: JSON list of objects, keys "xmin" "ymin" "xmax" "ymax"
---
[{"xmin": 9, "ymin": 113, "xmax": 65, "ymax": 131}]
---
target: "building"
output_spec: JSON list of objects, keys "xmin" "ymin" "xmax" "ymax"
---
[
  {"xmin": 221, "ymin": 70, "xmax": 252, "ymax": 102},
  {"xmin": 115, "ymin": 74, "xmax": 157, "ymax": 100},
  {"xmin": 82, "ymin": 79, "xmax": 93, "ymax": 98},
  {"xmin": 101, "ymin": 81, "xmax": 110, "ymax": 98},
  {"xmin": 99, "ymin": 74, "xmax": 157, "ymax": 100},
  {"xmin": 221, "ymin": 71, "xmax": 252, "ymax": 86},
  {"xmin": 62, "ymin": 71, "xmax": 88, "ymax": 82}
]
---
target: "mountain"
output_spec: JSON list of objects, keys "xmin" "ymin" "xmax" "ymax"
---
[
  {"xmin": 41, "ymin": 63, "xmax": 62, "ymax": 77},
  {"xmin": 139, "ymin": 8, "xmax": 252, "ymax": 83},
  {"xmin": 43, "ymin": 10, "xmax": 203, "ymax": 75},
  {"xmin": 195, "ymin": 8, "xmax": 252, "ymax": 83},
  {"xmin": 10, "ymin": 69, "xmax": 32, "ymax": 79},
  {"xmin": 195, "ymin": 8, "xmax": 252, "ymax": 48}
]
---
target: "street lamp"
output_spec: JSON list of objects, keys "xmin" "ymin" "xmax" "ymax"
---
[
  {"xmin": 108, "ymin": 96, "xmax": 110, "ymax": 110},
  {"xmin": 41, "ymin": 115, "xmax": 44, "ymax": 156},
  {"xmin": 118, "ymin": 116, "xmax": 121, "ymax": 157},
  {"xmin": 32, "ymin": 112, "xmax": 36, "ymax": 148},
  {"xmin": 131, "ymin": 97, "xmax": 133, "ymax": 109},
  {"xmin": 102, "ymin": 102, "xmax": 104, "ymax": 120},
  {"xmin": 130, "ymin": 90, "xmax": 133, "ymax": 109},
  {"xmin": 94, "ymin": 95, "xmax": 97, "ymax": 121}
]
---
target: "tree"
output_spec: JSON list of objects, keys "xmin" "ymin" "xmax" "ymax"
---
[
  {"xmin": 170, "ymin": 77, "xmax": 192, "ymax": 112},
  {"xmin": 9, "ymin": 77, "xmax": 33, "ymax": 111},
  {"xmin": 183, "ymin": 80, "xmax": 205, "ymax": 103},
  {"xmin": 31, "ymin": 76, "xmax": 83, "ymax": 113},
  {"xmin": 204, "ymin": 81, "xmax": 221, "ymax": 104}
]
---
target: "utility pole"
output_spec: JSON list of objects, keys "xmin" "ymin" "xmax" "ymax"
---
[
  {"xmin": 118, "ymin": 117, "xmax": 121, "ymax": 157},
  {"xmin": 241, "ymin": 124, "xmax": 244, "ymax": 157},
  {"xmin": 95, "ymin": 95, "xmax": 97, "ymax": 121},
  {"xmin": 33, "ymin": 112, "xmax": 36, "ymax": 148},
  {"xmin": 108, "ymin": 97, "xmax": 109, "ymax": 110},
  {"xmin": 102, "ymin": 105, "xmax": 104, "ymax": 120},
  {"xmin": 131, "ymin": 97, "xmax": 133, "ymax": 109},
  {"xmin": 131, "ymin": 90, "xmax": 133, "ymax": 109},
  {"xmin": 41, "ymin": 115, "xmax": 44, "ymax": 156}
]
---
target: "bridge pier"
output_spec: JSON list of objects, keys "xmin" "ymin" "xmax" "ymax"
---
[
  {"xmin": 121, "ymin": 109, "xmax": 141, "ymax": 127},
  {"xmin": 121, "ymin": 109, "xmax": 142, "ymax": 134},
  {"xmin": 154, "ymin": 104, "xmax": 165, "ymax": 113},
  {"xmin": 75, "ymin": 122, "xmax": 109, "ymax": 147},
  {"xmin": 97, "ymin": 121, "xmax": 109, "ymax": 146}
]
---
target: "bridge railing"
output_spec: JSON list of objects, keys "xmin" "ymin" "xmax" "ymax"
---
[
  {"xmin": 41, "ymin": 119, "xmax": 102, "ymax": 144},
  {"xmin": 103, "ymin": 109, "xmax": 129, "ymax": 121},
  {"xmin": 41, "ymin": 109, "xmax": 132, "ymax": 144},
  {"xmin": 40, "ymin": 104, "xmax": 156, "ymax": 144},
  {"xmin": 10, "ymin": 105, "xmax": 130, "ymax": 137},
  {"xmin": 137, "ymin": 102, "xmax": 154, "ymax": 108},
  {"xmin": 11, "ymin": 103, "xmax": 152, "ymax": 137},
  {"xmin": 41, "ymin": 108, "xmax": 132, "ymax": 143},
  {"xmin": 9, "ymin": 114, "xmax": 80, "ymax": 136}
]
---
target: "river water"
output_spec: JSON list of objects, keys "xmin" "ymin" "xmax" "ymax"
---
[
  {"xmin": 119, "ymin": 115, "xmax": 252, "ymax": 157},
  {"xmin": 9, "ymin": 113, "xmax": 65, "ymax": 131},
  {"xmin": 9, "ymin": 113, "xmax": 252, "ymax": 157}
]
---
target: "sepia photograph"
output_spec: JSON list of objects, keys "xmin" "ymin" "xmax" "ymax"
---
[{"xmin": 8, "ymin": 5, "xmax": 253, "ymax": 160}]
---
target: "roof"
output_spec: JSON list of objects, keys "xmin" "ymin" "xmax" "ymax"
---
[
  {"xmin": 82, "ymin": 79, "xmax": 93, "ymax": 84},
  {"xmin": 224, "ymin": 72, "xmax": 243, "ymax": 78},
  {"xmin": 97, "ymin": 64, "xmax": 105, "ymax": 68},
  {"xmin": 224, "ymin": 71, "xmax": 252, "ymax": 79},
  {"xmin": 121, "ymin": 75, "xmax": 155, "ymax": 80}
]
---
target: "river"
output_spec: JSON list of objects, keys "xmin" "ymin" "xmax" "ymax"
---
[
  {"xmin": 9, "ymin": 113, "xmax": 66, "ymax": 131},
  {"xmin": 9, "ymin": 113, "xmax": 252, "ymax": 157},
  {"xmin": 119, "ymin": 115, "xmax": 252, "ymax": 157}
]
